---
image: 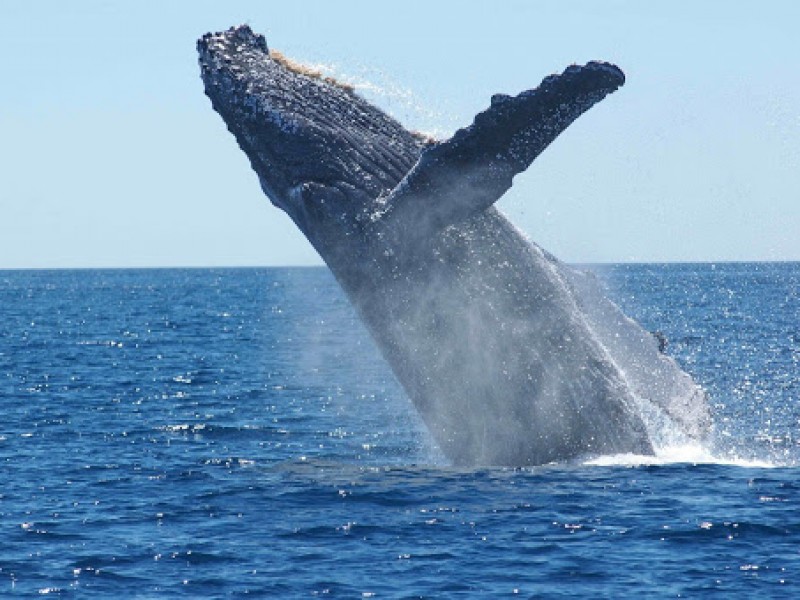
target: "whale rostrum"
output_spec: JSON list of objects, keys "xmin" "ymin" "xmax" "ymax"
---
[{"xmin": 198, "ymin": 25, "xmax": 711, "ymax": 466}]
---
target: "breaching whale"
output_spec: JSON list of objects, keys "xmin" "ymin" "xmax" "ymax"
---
[{"xmin": 198, "ymin": 25, "xmax": 710, "ymax": 466}]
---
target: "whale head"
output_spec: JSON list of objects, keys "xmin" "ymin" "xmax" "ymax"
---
[{"xmin": 198, "ymin": 25, "xmax": 424, "ymax": 247}]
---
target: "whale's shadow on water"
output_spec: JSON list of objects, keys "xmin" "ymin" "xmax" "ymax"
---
[{"xmin": 198, "ymin": 25, "xmax": 711, "ymax": 467}]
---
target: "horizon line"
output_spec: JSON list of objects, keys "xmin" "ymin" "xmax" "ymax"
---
[{"xmin": 2, "ymin": 259, "xmax": 799, "ymax": 272}]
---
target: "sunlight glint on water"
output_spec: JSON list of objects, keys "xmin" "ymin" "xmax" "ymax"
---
[{"xmin": 0, "ymin": 263, "xmax": 798, "ymax": 596}]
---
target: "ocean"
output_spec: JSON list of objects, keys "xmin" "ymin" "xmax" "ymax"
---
[{"xmin": 1, "ymin": 263, "xmax": 798, "ymax": 597}]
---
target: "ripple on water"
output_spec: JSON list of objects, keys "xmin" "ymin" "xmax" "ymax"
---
[{"xmin": 0, "ymin": 266, "xmax": 799, "ymax": 596}]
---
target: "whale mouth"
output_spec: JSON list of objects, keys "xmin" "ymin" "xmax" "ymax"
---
[
  {"xmin": 197, "ymin": 25, "xmax": 424, "ymax": 225},
  {"xmin": 197, "ymin": 26, "xmax": 324, "ymax": 212}
]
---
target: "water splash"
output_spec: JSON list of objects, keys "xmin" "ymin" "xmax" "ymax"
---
[
  {"xmin": 300, "ymin": 59, "xmax": 455, "ymax": 140},
  {"xmin": 584, "ymin": 443, "xmax": 779, "ymax": 469}
]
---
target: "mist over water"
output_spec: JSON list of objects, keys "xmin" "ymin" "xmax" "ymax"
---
[
  {"xmin": 299, "ymin": 58, "xmax": 457, "ymax": 140},
  {"xmin": 1, "ymin": 264, "xmax": 798, "ymax": 596}
]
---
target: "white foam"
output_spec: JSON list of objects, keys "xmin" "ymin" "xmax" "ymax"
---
[{"xmin": 584, "ymin": 442, "xmax": 779, "ymax": 468}]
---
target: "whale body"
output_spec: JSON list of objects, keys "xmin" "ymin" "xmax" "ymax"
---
[{"xmin": 198, "ymin": 25, "xmax": 710, "ymax": 466}]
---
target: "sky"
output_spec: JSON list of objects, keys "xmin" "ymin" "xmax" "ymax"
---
[{"xmin": 2, "ymin": 0, "xmax": 798, "ymax": 268}]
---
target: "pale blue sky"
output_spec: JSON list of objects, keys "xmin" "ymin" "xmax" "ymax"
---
[{"xmin": 2, "ymin": 1, "xmax": 798, "ymax": 268}]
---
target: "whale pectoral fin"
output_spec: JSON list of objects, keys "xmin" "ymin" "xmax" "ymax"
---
[{"xmin": 381, "ymin": 62, "xmax": 625, "ymax": 239}]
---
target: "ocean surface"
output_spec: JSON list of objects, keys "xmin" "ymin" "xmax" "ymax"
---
[{"xmin": 1, "ymin": 263, "xmax": 798, "ymax": 597}]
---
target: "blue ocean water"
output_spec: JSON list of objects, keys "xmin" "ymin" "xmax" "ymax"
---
[{"xmin": 1, "ymin": 263, "xmax": 798, "ymax": 597}]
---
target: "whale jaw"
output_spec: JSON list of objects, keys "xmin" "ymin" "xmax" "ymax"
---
[{"xmin": 198, "ymin": 26, "xmax": 424, "ymax": 247}]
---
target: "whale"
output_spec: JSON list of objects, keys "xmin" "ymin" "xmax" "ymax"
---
[{"xmin": 198, "ymin": 25, "xmax": 710, "ymax": 466}]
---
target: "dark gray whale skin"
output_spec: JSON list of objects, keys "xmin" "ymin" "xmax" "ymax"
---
[{"xmin": 198, "ymin": 25, "xmax": 710, "ymax": 466}]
